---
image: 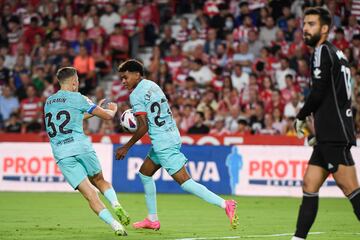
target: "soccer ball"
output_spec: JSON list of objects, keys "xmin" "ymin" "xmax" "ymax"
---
[{"xmin": 120, "ymin": 109, "xmax": 138, "ymax": 133}]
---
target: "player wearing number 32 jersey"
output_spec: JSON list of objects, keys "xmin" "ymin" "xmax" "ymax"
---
[
  {"xmin": 44, "ymin": 67, "xmax": 129, "ymax": 236},
  {"xmin": 116, "ymin": 59, "xmax": 239, "ymax": 230}
]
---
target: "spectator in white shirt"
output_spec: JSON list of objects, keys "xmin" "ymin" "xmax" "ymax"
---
[
  {"xmin": 100, "ymin": 4, "xmax": 120, "ymax": 34},
  {"xmin": 275, "ymin": 57, "xmax": 296, "ymax": 90},
  {"xmin": 189, "ymin": 58, "xmax": 214, "ymax": 88},
  {"xmin": 231, "ymin": 63, "xmax": 249, "ymax": 94},
  {"xmin": 284, "ymin": 91, "xmax": 303, "ymax": 118}
]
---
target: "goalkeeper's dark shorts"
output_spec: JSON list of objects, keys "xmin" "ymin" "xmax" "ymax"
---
[{"xmin": 309, "ymin": 144, "xmax": 355, "ymax": 173}]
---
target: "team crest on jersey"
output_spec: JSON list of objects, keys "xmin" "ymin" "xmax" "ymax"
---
[
  {"xmin": 145, "ymin": 90, "xmax": 151, "ymax": 101},
  {"xmin": 313, "ymin": 68, "xmax": 321, "ymax": 79}
]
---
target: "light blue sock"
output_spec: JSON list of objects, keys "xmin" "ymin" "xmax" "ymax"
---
[
  {"xmin": 103, "ymin": 187, "xmax": 120, "ymax": 208},
  {"xmin": 98, "ymin": 208, "xmax": 115, "ymax": 225},
  {"xmin": 181, "ymin": 179, "xmax": 225, "ymax": 208},
  {"xmin": 139, "ymin": 173, "xmax": 157, "ymax": 215}
]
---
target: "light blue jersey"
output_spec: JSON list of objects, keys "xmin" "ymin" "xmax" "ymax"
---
[
  {"xmin": 44, "ymin": 90, "xmax": 96, "ymax": 161},
  {"xmin": 130, "ymin": 79, "xmax": 181, "ymax": 151}
]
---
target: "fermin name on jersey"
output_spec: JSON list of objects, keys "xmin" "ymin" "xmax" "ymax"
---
[{"xmin": 46, "ymin": 98, "xmax": 67, "ymax": 105}]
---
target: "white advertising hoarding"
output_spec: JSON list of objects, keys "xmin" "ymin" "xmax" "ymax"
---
[
  {"xmin": 0, "ymin": 143, "xmax": 113, "ymax": 192},
  {"xmin": 233, "ymin": 146, "xmax": 360, "ymax": 197}
]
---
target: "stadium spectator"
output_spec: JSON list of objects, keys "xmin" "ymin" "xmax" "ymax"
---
[
  {"xmin": 0, "ymin": 0, "xmax": 358, "ymax": 137},
  {"xmin": 109, "ymin": 24, "xmax": 129, "ymax": 65},
  {"xmin": 204, "ymin": 28, "xmax": 221, "ymax": 56},
  {"xmin": 176, "ymin": 17, "xmax": 190, "ymax": 45},
  {"xmin": 0, "ymin": 55, "xmax": 11, "ymax": 86},
  {"xmin": 232, "ymin": 41, "xmax": 254, "ymax": 73},
  {"xmin": 4, "ymin": 112, "xmax": 21, "ymax": 133},
  {"xmin": 187, "ymin": 111, "xmax": 210, "ymax": 134},
  {"xmin": 180, "ymin": 104, "xmax": 196, "ymax": 133},
  {"xmin": 120, "ymin": 1, "xmax": 141, "ymax": 58},
  {"xmin": 332, "ymin": 27, "xmax": 350, "ymax": 51},
  {"xmin": 100, "ymin": 4, "xmax": 120, "ymax": 35},
  {"xmin": 231, "ymin": 63, "xmax": 249, "ymax": 94},
  {"xmin": 236, "ymin": 118, "xmax": 249, "ymax": 134},
  {"xmin": 275, "ymin": 57, "xmax": 296, "ymax": 90},
  {"xmin": 259, "ymin": 113, "xmax": 279, "ymax": 135},
  {"xmin": 182, "ymin": 28, "xmax": 205, "ymax": 55},
  {"xmin": 0, "ymin": 85, "xmax": 19, "ymax": 121},
  {"xmin": 259, "ymin": 16, "xmax": 279, "ymax": 46},
  {"xmin": 283, "ymin": 91, "xmax": 303, "ymax": 118},
  {"xmin": 189, "ymin": 58, "xmax": 214, "ymax": 88},
  {"xmin": 272, "ymin": 108, "xmax": 286, "ymax": 134},
  {"xmin": 19, "ymin": 84, "xmax": 42, "ymax": 133},
  {"xmin": 247, "ymin": 29, "xmax": 263, "ymax": 58},
  {"xmin": 210, "ymin": 115, "xmax": 230, "ymax": 136},
  {"xmin": 73, "ymin": 45, "xmax": 96, "ymax": 95},
  {"xmin": 178, "ymin": 76, "xmax": 201, "ymax": 107},
  {"xmin": 158, "ymin": 25, "xmax": 176, "ymax": 58}
]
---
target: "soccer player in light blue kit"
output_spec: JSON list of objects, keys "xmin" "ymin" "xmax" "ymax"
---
[
  {"xmin": 44, "ymin": 67, "xmax": 130, "ymax": 236},
  {"xmin": 116, "ymin": 59, "xmax": 239, "ymax": 230}
]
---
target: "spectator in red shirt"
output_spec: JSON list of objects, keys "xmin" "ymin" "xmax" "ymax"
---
[
  {"xmin": 61, "ymin": 17, "xmax": 80, "ymax": 43},
  {"xmin": 20, "ymin": 84, "xmax": 43, "ymax": 133},
  {"xmin": 259, "ymin": 75, "xmax": 273, "ymax": 108},
  {"xmin": 23, "ymin": 17, "xmax": 45, "ymax": 47},
  {"xmin": 332, "ymin": 27, "xmax": 350, "ymax": 51},
  {"xmin": 164, "ymin": 44, "xmax": 184, "ymax": 76},
  {"xmin": 87, "ymin": 15, "xmax": 106, "ymax": 41},
  {"xmin": 120, "ymin": 1, "xmax": 142, "ymax": 58},
  {"xmin": 109, "ymin": 24, "xmax": 129, "ymax": 65}
]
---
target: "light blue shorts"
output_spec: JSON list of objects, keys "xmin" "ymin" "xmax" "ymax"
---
[
  {"xmin": 57, "ymin": 152, "xmax": 102, "ymax": 189},
  {"xmin": 147, "ymin": 144, "xmax": 188, "ymax": 175}
]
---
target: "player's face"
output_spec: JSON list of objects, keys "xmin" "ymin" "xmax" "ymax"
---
[
  {"xmin": 120, "ymin": 71, "xmax": 141, "ymax": 90},
  {"xmin": 303, "ymin": 15, "xmax": 323, "ymax": 47}
]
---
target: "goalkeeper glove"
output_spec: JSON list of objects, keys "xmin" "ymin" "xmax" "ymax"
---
[
  {"xmin": 294, "ymin": 118, "xmax": 306, "ymax": 138},
  {"xmin": 307, "ymin": 134, "xmax": 317, "ymax": 146}
]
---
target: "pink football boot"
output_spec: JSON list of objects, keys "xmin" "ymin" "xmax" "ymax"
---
[
  {"xmin": 225, "ymin": 200, "xmax": 239, "ymax": 229},
  {"xmin": 132, "ymin": 218, "xmax": 160, "ymax": 230}
]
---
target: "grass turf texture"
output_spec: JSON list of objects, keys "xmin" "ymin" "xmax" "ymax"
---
[{"xmin": 0, "ymin": 192, "xmax": 358, "ymax": 240}]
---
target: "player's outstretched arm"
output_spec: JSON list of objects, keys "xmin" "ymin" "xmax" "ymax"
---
[
  {"xmin": 83, "ymin": 99, "xmax": 111, "ymax": 120},
  {"xmin": 90, "ymin": 102, "xmax": 118, "ymax": 120},
  {"xmin": 116, "ymin": 114, "xmax": 148, "ymax": 160}
]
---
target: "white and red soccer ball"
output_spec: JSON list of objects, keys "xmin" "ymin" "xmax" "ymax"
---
[{"xmin": 120, "ymin": 109, "xmax": 138, "ymax": 133}]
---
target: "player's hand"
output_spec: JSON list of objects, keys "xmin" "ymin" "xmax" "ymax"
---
[
  {"xmin": 98, "ymin": 98, "xmax": 107, "ymax": 107},
  {"xmin": 294, "ymin": 118, "xmax": 306, "ymax": 138},
  {"xmin": 115, "ymin": 146, "xmax": 129, "ymax": 160},
  {"xmin": 107, "ymin": 102, "xmax": 118, "ymax": 112},
  {"xmin": 307, "ymin": 134, "xmax": 317, "ymax": 146}
]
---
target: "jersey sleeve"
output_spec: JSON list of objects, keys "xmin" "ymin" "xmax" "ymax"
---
[
  {"xmin": 74, "ymin": 93, "xmax": 97, "ymax": 114},
  {"xmin": 130, "ymin": 93, "xmax": 147, "ymax": 116},
  {"xmin": 297, "ymin": 45, "xmax": 332, "ymax": 120}
]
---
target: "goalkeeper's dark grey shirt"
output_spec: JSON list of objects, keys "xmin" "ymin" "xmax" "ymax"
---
[{"xmin": 296, "ymin": 40, "xmax": 356, "ymax": 145}]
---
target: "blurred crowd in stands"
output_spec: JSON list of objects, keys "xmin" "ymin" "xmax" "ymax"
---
[{"xmin": 0, "ymin": 0, "xmax": 359, "ymax": 137}]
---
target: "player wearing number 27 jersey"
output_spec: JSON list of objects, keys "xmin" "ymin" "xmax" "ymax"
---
[
  {"xmin": 116, "ymin": 59, "xmax": 238, "ymax": 231},
  {"xmin": 130, "ymin": 79, "xmax": 181, "ymax": 152}
]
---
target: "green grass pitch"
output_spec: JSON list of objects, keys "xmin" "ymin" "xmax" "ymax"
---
[{"xmin": 0, "ymin": 192, "xmax": 359, "ymax": 240}]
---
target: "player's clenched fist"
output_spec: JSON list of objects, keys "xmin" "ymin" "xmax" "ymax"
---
[{"xmin": 107, "ymin": 102, "xmax": 118, "ymax": 112}]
